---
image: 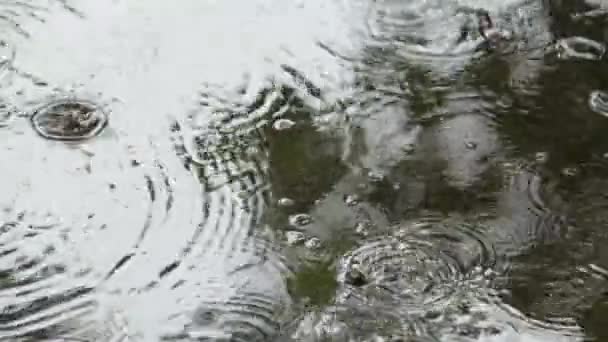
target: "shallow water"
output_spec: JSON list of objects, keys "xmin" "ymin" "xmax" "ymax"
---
[{"xmin": 0, "ymin": 0, "xmax": 607, "ymax": 341}]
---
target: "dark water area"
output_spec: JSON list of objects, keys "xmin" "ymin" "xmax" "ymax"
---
[{"xmin": 0, "ymin": 0, "xmax": 608, "ymax": 341}]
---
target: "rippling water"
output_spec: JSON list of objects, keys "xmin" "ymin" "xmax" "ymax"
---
[{"xmin": 0, "ymin": 0, "xmax": 607, "ymax": 341}]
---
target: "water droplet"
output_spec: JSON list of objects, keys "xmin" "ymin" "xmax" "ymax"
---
[
  {"xmin": 304, "ymin": 237, "xmax": 321, "ymax": 249},
  {"xmin": 555, "ymin": 36, "xmax": 605, "ymax": 61},
  {"xmin": 285, "ymin": 231, "xmax": 306, "ymax": 246},
  {"xmin": 289, "ymin": 213, "xmax": 312, "ymax": 227},
  {"xmin": 589, "ymin": 90, "xmax": 608, "ymax": 117},
  {"xmin": 344, "ymin": 194, "xmax": 360, "ymax": 206},
  {"xmin": 278, "ymin": 197, "xmax": 295, "ymax": 207},
  {"xmin": 272, "ymin": 118, "xmax": 296, "ymax": 131}
]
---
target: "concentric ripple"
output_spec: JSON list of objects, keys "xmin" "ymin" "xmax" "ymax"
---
[
  {"xmin": 337, "ymin": 217, "xmax": 497, "ymax": 306},
  {"xmin": 162, "ymin": 80, "xmax": 303, "ymax": 340},
  {"xmin": 364, "ymin": 0, "xmax": 553, "ymax": 75},
  {"xmin": 293, "ymin": 165, "xmax": 568, "ymax": 340}
]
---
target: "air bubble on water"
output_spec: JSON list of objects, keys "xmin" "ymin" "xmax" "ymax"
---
[
  {"xmin": 344, "ymin": 194, "xmax": 360, "ymax": 206},
  {"xmin": 278, "ymin": 197, "xmax": 295, "ymax": 207},
  {"xmin": 304, "ymin": 237, "xmax": 321, "ymax": 249},
  {"xmin": 589, "ymin": 90, "xmax": 608, "ymax": 117},
  {"xmin": 402, "ymin": 143, "xmax": 416, "ymax": 154},
  {"xmin": 272, "ymin": 118, "xmax": 296, "ymax": 131},
  {"xmin": 465, "ymin": 141, "xmax": 478, "ymax": 150},
  {"xmin": 561, "ymin": 167, "xmax": 578, "ymax": 177},
  {"xmin": 555, "ymin": 36, "xmax": 606, "ymax": 61},
  {"xmin": 355, "ymin": 221, "xmax": 370, "ymax": 236},
  {"xmin": 30, "ymin": 99, "xmax": 109, "ymax": 141},
  {"xmin": 367, "ymin": 170, "xmax": 385, "ymax": 182},
  {"xmin": 534, "ymin": 152, "xmax": 549, "ymax": 163},
  {"xmin": 289, "ymin": 213, "xmax": 312, "ymax": 227}
]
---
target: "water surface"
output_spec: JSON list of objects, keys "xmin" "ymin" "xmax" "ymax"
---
[{"xmin": 0, "ymin": 0, "xmax": 607, "ymax": 341}]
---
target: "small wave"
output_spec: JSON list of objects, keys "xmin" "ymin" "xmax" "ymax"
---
[{"xmin": 160, "ymin": 79, "xmax": 307, "ymax": 340}]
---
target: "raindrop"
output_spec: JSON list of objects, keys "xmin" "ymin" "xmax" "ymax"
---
[
  {"xmin": 589, "ymin": 90, "xmax": 608, "ymax": 117},
  {"xmin": 289, "ymin": 213, "xmax": 313, "ymax": 227},
  {"xmin": 278, "ymin": 197, "xmax": 295, "ymax": 207},
  {"xmin": 30, "ymin": 99, "xmax": 108, "ymax": 141},
  {"xmin": 555, "ymin": 36, "xmax": 605, "ymax": 61},
  {"xmin": 272, "ymin": 118, "xmax": 296, "ymax": 131},
  {"xmin": 285, "ymin": 231, "xmax": 306, "ymax": 246},
  {"xmin": 305, "ymin": 237, "xmax": 321, "ymax": 249}
]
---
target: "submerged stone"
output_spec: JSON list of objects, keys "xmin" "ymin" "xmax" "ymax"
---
[{"xmin": 30, "ymin": 99, "xmax": 108, "ymax": 141}]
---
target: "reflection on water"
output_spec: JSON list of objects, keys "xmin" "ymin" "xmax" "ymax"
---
[{"xmin": 0, "ymin": 0, "xmax": 607, "ymax": 340}]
